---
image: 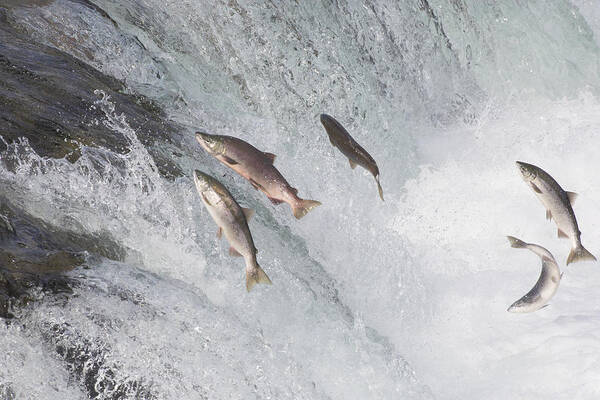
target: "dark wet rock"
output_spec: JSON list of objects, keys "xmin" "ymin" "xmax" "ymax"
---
[
  {"xmin": 0, "ymin": 201, "xmax": 158, "ymax": 397},
  {"xmin": 0, "ymin": 246, "xmax": 80, "ymax": 318},
  {"xmin": 0, "ymin": 290, "xmax": 14, "ymax": 319},
  {"xmin": 0, "ymin": 198, "xmax": 128, "ymax": 263},
  {"xmin": 0, "ymin": 4, "xmax": 179, "ymax": 396},
  {"xmin": 0, "ymin": 196, "xmax": 130, "ymax": 318},
  {"xmin": 0, "ymin": 214, "xmax": 15, "ymax": 242},
  {"xmin": 0, "ymin": 248, "xmax": 84, "ymax": 274},
  {"xmin": 0, "ymin": 8, "xmax": 183, "ymax": 179},
  {"xmin": 39, "ymin": 321, "xmax": 158, "ymax": 400}
]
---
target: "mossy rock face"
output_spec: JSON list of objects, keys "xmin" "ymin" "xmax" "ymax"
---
[
  {"xmin": 0, "ymin": 248, "xmax": 84, "ymax": 275},
  {"xmin": 0, "ymin": 214, "xmax": 15, "ymax": 242},
  {"xmin": 0, "ymin": 2, "xmax": 182, "ymax": 318},
  {"xmin": 0, "ymin": 7, "xmax": 184, "ymax": 179},
  {"xmin": 0, "ymin": 197, "xmax": 131, "ymax": 318},
  {"xmin": 0, "ymin": 199, "xmax": 157, "ymax": 397}
]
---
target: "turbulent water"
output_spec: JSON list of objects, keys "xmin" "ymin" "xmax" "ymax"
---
[{"xmin": 1, "ymin": 1, "xmax": 600, "ymax": 399}]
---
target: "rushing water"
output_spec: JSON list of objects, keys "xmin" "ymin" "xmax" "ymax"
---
[{"xmin": 1, "ymin": 1, "xmax": 600, "ymax": 399}]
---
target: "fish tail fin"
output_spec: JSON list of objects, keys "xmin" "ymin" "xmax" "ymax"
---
[
  {"xmin": 375, "ymin": 176, "xmax": 384, "ymax": 201},
  {"xmin": 246, "ymin": 264, "xmax": 272, "ymax": 292},
  {"xmin": 292, "ymin": 199, "xmax": 322, "ymax": 219},
  {"xmin": 507, "ymin": 236, "xmax": 527, "ymax": 248},
  {"xmin": 567, "ymin": 245, "xmax": 597, "ymax": 265}
]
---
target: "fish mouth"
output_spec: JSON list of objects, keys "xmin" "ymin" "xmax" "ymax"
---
[
  {"xmin": 193, "ymin": 169, "xmax": 212, "ymax": 191},
  {"xmin": 195, "ymin": 131, "xmax": 210, "ymax": 145},
  {"xmin": 320, "ymin": 113, "xmax": 332, "ymax": 123},
  {"xmin": 195, "ymin": 131, "xmax": 219, "ymax": 153},
  {"xmin": 193, "ymin": 169, "xmax": 212, "ymax": 183},
  {"xmin": 320, "ymin": 114, "xmax": 345, "ymax": 137},
  {"xmin": 515, "ymin": 161, "xmax": 532, "ymax": 179},
  {"xmin": 319, "ymin": 113, "xmax": 336, "ymax": 129},
  {"xmin": 507, "ymin": 303, "xmax": 523, "ymax": 313},
  {"xmin": 193, "ymin": 169, "xmax": 204, "ymax": 183},
  {"xmin": 515, "ymin": 161, "xmax": 529, "ymax": 170}
]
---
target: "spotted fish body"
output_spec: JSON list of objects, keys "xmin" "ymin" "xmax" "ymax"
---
[
  {"xmin": 193, "ymin": 170, "xmax": 271, "ymax": 291},
  {"xmin": 319, "ymin": 114, "xmax": 383, "ymax": 201},
  {"xmin": 506, "ymin": 236, "xmax": 561, "ymax": 313},
  {"xmin": 516, "ymin": 161, "xmax": 596, "ymax": 265},
  {"xmin": 195, "ymin": 132, "xmax": 321, "ymax": 219}
]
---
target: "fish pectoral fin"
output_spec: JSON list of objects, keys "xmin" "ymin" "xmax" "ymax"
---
[
  {"xmin": 229, "ymin": 247, "xmax": 243, "ymax": 257},
  {"xmin": 529, "ymin": 182, "xmax": 543, "ymax": 193},
  {"xmin": 558, "ymin": 228, "xmax": 569, "ymax": 238},
  {"xmin": 222, "ymin": 155, "xmax": 239, "ymax": 165},
  {"xmin": 546, "ymin": 209, "xmax": 552, "ymax": 221},
  {"xmin": 249, "ymin": 178, "xmax": 264, "ymax": 191},
  {"xmin": 216, "ymin": 227, "xmax": 222, "ymax": 238},
  {"xmin": 267, "ymin": 196, "xmax": 284, "ymax": 205},
  {"xmin": 349, "ymin": 159, "xmax": 358, "ymax": 169},
  {"xmin": 263, "ymin": 152, "xmax": 276, "ymax": 164},
  {"xmin": 566, "ymin": 191, "xmax": 578, "ymax": 205},
  {"xmin": 540, "ymin": 304, "xmax": 550, "ymax": 310},
  {"xmin": 200, "ymin": 193, "xmax": 212, "ymax": 206},
  {"xmin": 242, "ymin": 207, "xmax": 255, "ymax": 221}
]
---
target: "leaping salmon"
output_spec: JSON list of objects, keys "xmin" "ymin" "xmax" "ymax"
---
[
  {"xmin": 319, "ymin": 113, "xmax": 383, "ymax": 201},
  {"xmin": 506, "ymin": 236, "xmax": 561, "ymax": 313},
  {"xmin": 193, "ymin": 170, "xmax": 271, "ymax": 291},
  {"xmin": 195, "ymin": 132, "xmax": 321, "ymax": 219},
  {"xmin": 516, "ymin": 161, "xmax": 596, "ymax": 265}
]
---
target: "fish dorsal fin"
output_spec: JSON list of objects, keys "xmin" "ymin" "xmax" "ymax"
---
[
  {"xmin": 242, "ymin": 207, "xmax": 254, "ymax": 221},
  {"xmin": 216, "ymin": 227, "xmax": 222, "ymax": 238},
  {"xmin": 546, "ymin": 209, "xmax": 552, "ymax": 221},
  {"xmin": 222, "ymin": 155, "xmax": 239, "ymax": 165},
  {"xmin": 229, "ymin": 247, "xmax": 242, "ymax": 257},
  {"xmin": 566, "ymin": 191, "xmax": 578, "ymax": 205},
  {"xmin": 529, "ymin": 182, "xmax": 542, "ymax": 193},
  {"xmin": 263, "ymin": 152, "xmax": 276, "ymax": 164},
  {"xmin": 558, "ymin": 228, "xmax": 569, "ymax": 238},
  {"xmin": 201, "ymin": 193, "xmax": 212, "ymax": 206},
  {"xmin": 349, "ymin": 159, "xmax": 358, "ymax": 169}
]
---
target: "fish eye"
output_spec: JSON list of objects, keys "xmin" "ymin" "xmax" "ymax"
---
[
  {"xmin": 201, "ymin": 138, "xmax": 217, "ymax": 149},
  {"xmin": 519, "ymin": 166, "xmax": 534, "ymax": 178}
]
